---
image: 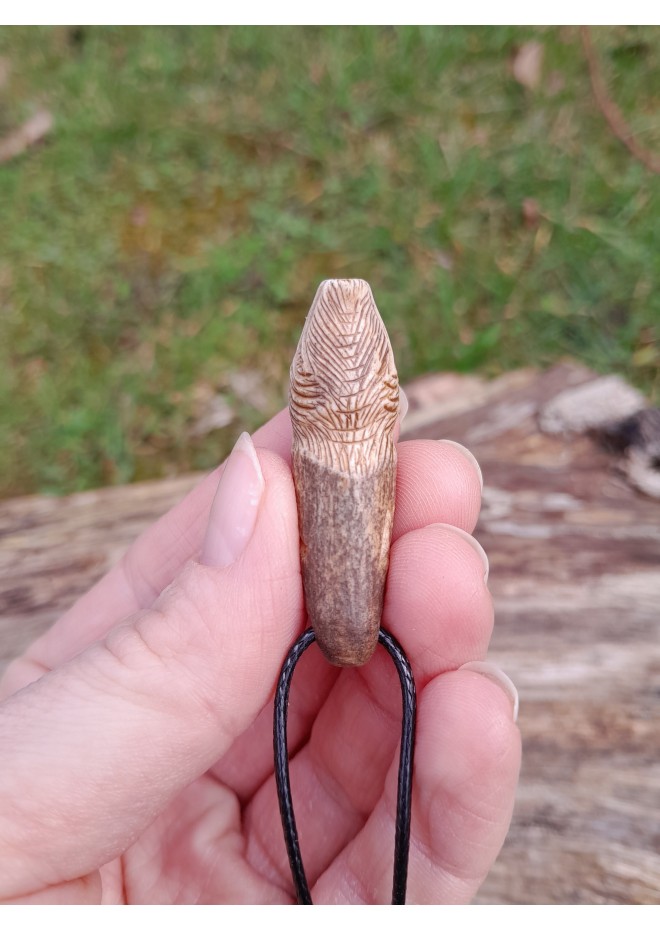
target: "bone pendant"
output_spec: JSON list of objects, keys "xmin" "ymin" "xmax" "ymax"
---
[{"xmin": 290, "ymin": 279, "xmax": 399, "ymax": 667}]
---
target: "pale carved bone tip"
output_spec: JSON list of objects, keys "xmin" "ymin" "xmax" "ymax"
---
[{"xmin": 290, "ymin": 279, "xmax": 399, "ymax": 667}]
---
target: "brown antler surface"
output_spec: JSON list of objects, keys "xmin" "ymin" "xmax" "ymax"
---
[{"xmin": 289, "ymin": 279, "xmax": 399, "ymax": 666}]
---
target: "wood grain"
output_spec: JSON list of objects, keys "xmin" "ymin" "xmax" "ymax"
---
[
  {"xmin": 403, "ymin": 363, "xmax": 660, "ymax": 904},
  {"xmin": 290, "ymin": 279, "xmax": 399, "ymax": 666},
  {"xmin": 1, "ymin": 362, "xmax": 658, "ymax": 902}
]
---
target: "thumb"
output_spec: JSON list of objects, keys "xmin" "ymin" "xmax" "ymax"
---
[{"xmin": 0, "ymin": 436, "xmax": 303, "ymax": 898}]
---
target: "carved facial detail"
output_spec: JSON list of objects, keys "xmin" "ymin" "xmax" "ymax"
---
[{"xmin": 290, "ymin": 278, "xmax": 399, "ymax": 476}]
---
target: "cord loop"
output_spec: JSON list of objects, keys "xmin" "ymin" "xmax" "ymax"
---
[{"xmin": 273, "ymin": 627, "xmax": 416, "ymax": 904}]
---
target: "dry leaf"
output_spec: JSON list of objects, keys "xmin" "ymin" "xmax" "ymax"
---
[
  {"xmin": 228, "ymin": 369, "xmax": 271, "ymax": 414},
  {"xmin": 189, "ymin": 394, "xmax": 234, "ymax": 437},
  {"xmin": 512, "ymin": 41, "xmax": 544, "ymax": 91},
  {"xmin": 0, "ymin": 109, "xmax": 53, "ymax": 164}
]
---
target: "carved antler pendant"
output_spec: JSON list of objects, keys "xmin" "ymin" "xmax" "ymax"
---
[{"xmin": 290, "ymin": 279, "xmax": 399, "ymax": 667}]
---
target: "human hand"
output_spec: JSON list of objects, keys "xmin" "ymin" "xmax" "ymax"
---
[{"xmin": 0, "ymin": 409, "xmax": 520, "ymax": 904}]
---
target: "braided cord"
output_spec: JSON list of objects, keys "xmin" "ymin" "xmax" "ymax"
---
[{"xmin": 273, "ymin": 627, "xmax": 417, "ymax": 905}]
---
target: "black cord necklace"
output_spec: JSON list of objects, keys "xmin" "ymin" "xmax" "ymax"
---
[{"xmin": 273, "ymin": 626, "xmax": 417, "ymax": 904}]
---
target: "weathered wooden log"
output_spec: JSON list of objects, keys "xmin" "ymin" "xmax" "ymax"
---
[
  {"xmin": 1, "ymin": 362, "xmax": 659, "ymax": 903},
  {"xmin": 289, "ymin": 279, "xmax": 399, "ymax": 667}
]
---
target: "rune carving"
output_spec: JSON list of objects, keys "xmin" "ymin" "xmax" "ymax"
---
[{"xmin": 290, "ymin": 279, "xmax": 399, "ymax": 477}]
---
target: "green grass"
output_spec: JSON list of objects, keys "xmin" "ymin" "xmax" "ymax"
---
[{"xmin": 0, "ymin": 26, "xmax": 658, "ymax": 497}]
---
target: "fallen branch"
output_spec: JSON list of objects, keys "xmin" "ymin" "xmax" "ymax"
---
[
  {"xmin": 581, "ymin": 26, "xmax": 660, "ymax": 175},
  {"xmin": 0, "ymin": 109, "xmax": 54, "ymax": 165}
]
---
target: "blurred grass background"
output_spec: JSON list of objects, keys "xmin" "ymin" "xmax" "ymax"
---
[{"xmin": 0, "ymin": 25, "xmax": 658, "ymax": 498}]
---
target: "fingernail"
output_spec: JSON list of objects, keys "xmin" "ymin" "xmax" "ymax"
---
[
  {"xmin": 459, "ymin": 661, "xmax": 519, "ymax": 722},
  {"xmin": 433, "ymin": 523, "xmax": 489, "ymax": 583},
  {"xmin": 201, "ymin": 432, "xmax": 265, "ymax": 568},
  {"xmin": 438, "ymin": 440, "xmax": 483, "ymax": 491},
  {"xmin": 399, "ymin": 386, "xmax": 409, "ymax": 422}
]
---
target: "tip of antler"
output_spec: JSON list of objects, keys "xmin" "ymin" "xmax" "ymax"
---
[
  {"xmin": 308, "ymin": 279, "xmax": 376, "ymax": 323},
  {"xmin": 314, "ymin": 278, "xmax": 373, "ymax": 300}
]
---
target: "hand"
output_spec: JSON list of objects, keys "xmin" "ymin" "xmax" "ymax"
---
[{"xmin": 0, "ymin": 409, "xmax": 520, "ymax": 904}]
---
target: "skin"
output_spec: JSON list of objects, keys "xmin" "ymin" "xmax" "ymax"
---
[{"xmin": 0, "ymin": 409, "xmax": 521, "ymax": 904}]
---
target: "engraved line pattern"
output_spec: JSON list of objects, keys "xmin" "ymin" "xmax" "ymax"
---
[{"xmin": 290, "ymin": 279, "xmax": 399, "ymax": 476}]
